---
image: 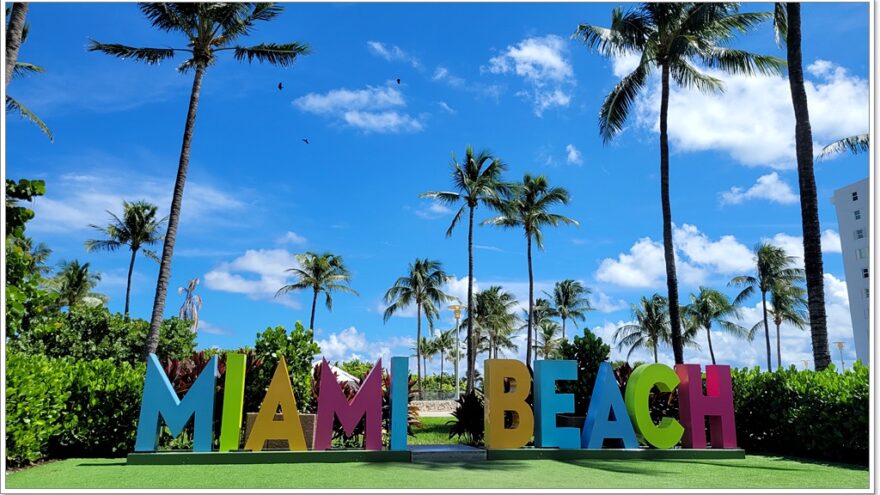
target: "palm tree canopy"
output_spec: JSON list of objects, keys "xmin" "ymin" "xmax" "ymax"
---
[
  {"xmin": 383, "ymin": 258, "xmax": 455, "ymax": 328},
  {"xmin": 684, "ymin": 286, "xmax": 748, "ymax": 339},
  {"xmin": 5, "ymin": 7, "xmax": 52, "ymax": 141},
  {"xmin": 817, "ymin": 134, "xmax": 869, "ymax": 159},
  {"xmin": 730, "ymin": 242, "xmax": 805, "ymax": 305},
  {"xmin": 420, "ymin": 146, "xmax": 509, "ymax": 237},
  {"xmin": 614, "ymin": 293, "xmax": 671, "ymax": 360},
  {"xmin": 276, "ymin": 251, "xmax": 358, "ymax": 309},
  {"xmin": 536, "ymin": 319, "xmax": 562, "ymax": 357},
  {"xmin": 49, "ymin": 260, "xmax": 105, "ymax": 308},
  {"xmin": 468, "ymin": 286, "xmax": 520, "ymax": 350},
  {"xmin": 574, "ymin": 3, "xmax": 785, "ymax": 143},
  {"xmin": 546, "ymin": 279, "xmax": 593, "ymax": 325},
  {"xmin": 483, "ymin": 174, "xmax": 578, "ymax": 249},
  {"xmin": 88, "ymin": 3, "xmax": 310, "ymax": 73},
  {"xmin": 85, "ymin": 200, "xmax": 165, "ymax": 258},
  {"xmin": 763, "ymin": 278, "xmax": 809, "ymax": 332}
]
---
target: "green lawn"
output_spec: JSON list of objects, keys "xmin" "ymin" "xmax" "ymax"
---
[
  {"xmin": 6, "ymin": 454, "xmax": 867, "ymax": 489},
  {"xmin": 410, "ymin": 416, "xmax": 458, "ymax": 445}
]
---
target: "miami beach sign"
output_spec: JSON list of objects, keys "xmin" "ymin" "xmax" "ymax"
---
[{"xmin": 134, "ymin": 354, "xmax": 737, "ymax": 456}]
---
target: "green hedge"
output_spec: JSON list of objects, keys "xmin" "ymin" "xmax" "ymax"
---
[
  {"xmin": 5, "ymin": 353, "xmax": 144, "ymax": 466},
  {"xmin": 731, "ymin": 363, "xmax": 868, "ymax": 465}
]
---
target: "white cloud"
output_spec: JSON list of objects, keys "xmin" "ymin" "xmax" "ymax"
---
[
  {"xmin": 821, "ymin": 230, "xmax": 843, "ymax": 253},
  {"xmin": 596, "ymin": 224, "xmax": 753, "ymax": 289},
  {"xmin": 767, "ymin": 229, "xmax": 843, "ymax": 264},
  {"xmin": 632, "ymin": 60, "xmax": 868, "ymax": 168},
  {"xmin": 317, "ymin": 326, "xmax": 414, "ymax": 365},
  {"xmin": 432, "ymin": 66, "xmax": 503, "ymax": 100},
  {"xmin": 720, "ymin": 172, "xmax": 799, "ymax": 205},
  {"xmin": 292, "ymin": 85, "xmax": 423, "ymax": 133},
  {"xmin": 565, "ymin": 144, "xmax": 583, "ymax": 165},
  {"xmin": 437, "ymin": 101, "xmax": 456, "ymax": 114},
  {"xmin": 590, "ymin": 289, "xmax": 628, "ymax": 313},
  {"xmin": 366, "ymin": 41, "xmax": 421, "ymax": 68},
  {"xmin": 611, "ymin": 52, "xmax": 641, "ymax": 78},
  {"xmin": 276, "ymin": 231, "xmax": 307, "ymax": 245},
  {"xmin": 31, "ymin": 164, "xmax": 244, "ymax": 234},
  {"xmin": 198, "ymin": 320, "xmax": 231, "ymax": 336},
  {"xmin": 203, "ymin": 249, "xmax": 301, "ymax": 308},
  {"xmin": 412, "ymin": 201, "xmax": 453, "ymax": 220},
  {"xmin": 485, "ymin": 35, "xmax": 576, "ymax": 116}
]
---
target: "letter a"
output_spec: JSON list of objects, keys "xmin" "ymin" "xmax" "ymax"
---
[
  {"xmin": 582, "ymin": 362, "xmax": 638, "ymax": 449},
  {"xmin": 244, "ymin": 357, "xmax": 307, "ymax": 451}
]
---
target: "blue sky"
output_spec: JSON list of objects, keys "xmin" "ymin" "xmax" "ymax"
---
[{"xmin": 6, "ymin": 2, "xmax": 870, "ymax": 371}]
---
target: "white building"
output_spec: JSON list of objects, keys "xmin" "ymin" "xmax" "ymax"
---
[{"xmin": 831, "ymin": 178, "xmax": 870, "ymax": 365}]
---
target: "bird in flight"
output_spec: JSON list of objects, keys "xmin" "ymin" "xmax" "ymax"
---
[
  {"xmin": 302, "ymin": 138, "xmax": 309, "ymax": 144},
  {"xmin": 396, "ymin": 78, "xmax": 401, "ymax": 85},
  {"xmin": 278, "ymin": 82, "xmax": 284, "ymax": 91}
]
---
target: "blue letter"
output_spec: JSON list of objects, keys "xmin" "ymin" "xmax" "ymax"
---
[
  {"xmin": 534, "ymin": 360, "xmax": 579, "ymax": 448},
  {"xmin": 135, "ymin": 354, "xmax": 218, "ymax": 452},
  {"xmin": 581, "ymin": 362, "xmax": 638, "ymax": 449},
  {"xmin": 389, "ymin": 356, "xmax": 409, "ymax": 451}
]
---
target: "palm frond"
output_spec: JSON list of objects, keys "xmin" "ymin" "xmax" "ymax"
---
[
  {"xmin": 87, "ymin": 40, "xmax": 177, "ymax": 64},
  {"xmin": 5, "ymin": 95, "xmax": 53, "ymax": 141},
  {"xmin": 817, "ymin": 134, "xmax": 869, "ymax": 159},
  {"xmin": 701, "ymin": 47, "xmax": 785, "ymax": 77},
  {"xmin": 232, "ymin": 42, "xmax": 310, "ymax": 67},
  {"xmin": 599, "ymin": 62, "xmax": 649, "ymax": 143},
  {"xmin": 12, "ymin": 62, "xmax": 44, "ymax": 78}
]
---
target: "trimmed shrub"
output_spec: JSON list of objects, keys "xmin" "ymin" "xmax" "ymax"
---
[
  {"xmin": 245, "ymin": 322, "xmax": 320, "ymax": 414},
  {"xmin": 556, "ymin": 328, "xmax": 611, "ymax": 416},
  {"xmin": 731, "ymin": 363, "xmax": 868, "ymax": 465}
]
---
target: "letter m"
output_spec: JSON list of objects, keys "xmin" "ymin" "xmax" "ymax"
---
[
  {"xmin": 135, "ymin": 354, "xmax": 218, "ymax": 452},
  {"xmin": 314, "ymin": 358, "xmax": 383, "ymax": 450}
]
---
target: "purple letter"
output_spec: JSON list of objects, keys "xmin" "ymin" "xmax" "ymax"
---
[
  {"xmin": 675, "ymin": 364, "xmax": 737, "ymax": 449},
  {"xmin": 314, "ymin": 358, "xmax": 383, "ymax": 450}
]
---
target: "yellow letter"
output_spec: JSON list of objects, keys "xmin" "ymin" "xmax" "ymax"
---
[
  {"xmin": 484, "ymin": 359, "xmax": 534, "ymax": 449},
  {"xmin": 244, "ymin": 357, "xmax": 307, "ymax": 451}
]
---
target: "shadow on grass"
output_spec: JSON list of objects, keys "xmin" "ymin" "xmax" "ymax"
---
[
  {"xmin": 369, "ymin": 460, "xmax": 523, "ymax": 472},
  {"xmin": 76, "ymin": 461, "xmax": 126, "ymax": 467},
  {"xmin": 556, "ymin": 459, "xmax": 662, "ymax": 476}
]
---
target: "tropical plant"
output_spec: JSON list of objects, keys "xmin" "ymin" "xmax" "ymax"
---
[
  {"xmin": 5, "ymin": 5, "xmax": 52, "ymax": 140},
  {"xmin": 535, "ymin": 319, "xmax": 562, "ymax": 359},
  {"xmin": 246, "ymin": 322, "xmax": 320, "ymax": 414},
  {"xmin": 772, "ymin": 3, "xmax": 831, "ymax": 370},
  {"xmin": 557, "ymin": 328, "xmax": 611, "ymax": 416},
  {"xmin": 90, "ymin": 3, "xmax": 311, "ymax": 360},
  {"xmin": 421, "ymin": 146, "xmax": 508, "ymax": 393},
  {"xmin": 433, "ymin": 328, "xmax": 456, "ymax": 389},
  {"xmin": 48, "ymin": 260, "xmax": 105, "ymax": 308},
  {"xmin": 756, "ymin": 278, "xmax": 809, "ymax": 369},
  {"xmin": 177, "ymin": 277, "xmax": 202, "ymax": 331},
  {"xmin": 818, "ymin": 134, "xmax": 869, "ymax": 159},
  {"xmin": 614, "ymin": 294, "xmax": 670, "ymax": 364},
  {"xmin": 484, "ymin": 174, "xmax": 578, "ymax": 370},
  {"xmin": 412, "ymin": 336, "xmax": 434, "ymax": 386},
  {"xmin": 730, "ymin": 243, "xmax": 804, "ymax": 371},
  {"xmin": 383, "ymin": 258, "xmax": 454, "ymax": 398},
  {"xmin": 447, "ymin": 389, "xmax": 485, "ymax": 446},
  {"xmin": 85, "ymin": 200, "xmax": 165, "ymax": 319},
  {"xmin": 683, "ymin": 287, "xmax": 748, "ymax": 365},
  {"xmin": 545, "ymin": 279, "xmax": 592, "ymax": 341},
  {"xmin": 276, "ymin": 251, "xmax": 357, "ymax": 331},
  {"xmin": 575, "ymin": 3, "xmax": 784, "ymax": 365},
  {"xmin": 468, "ymin": 286, "xmax": 520, "ymax": 360}
]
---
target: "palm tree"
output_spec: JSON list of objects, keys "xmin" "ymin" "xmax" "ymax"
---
[
  {"xmin": 818, "ymin": 134, "xmax": 869, "ymax": 159},
  {"xmin": 484, "ymin": 174, "xmax": 578, "ymax": 370},
  {"xmin": 545, "ymin": 279, "xmax": 592, "ymax": 341},
  {"xmin": 614, "ymin": 294, "xmax": 670, "ymax": 363},
  {"xmin": 383, "ymin": 258, "xmax": 454, "ymax": 398},
  {"xmin": 50, "ymin": 260, "xmax": 105, "ymax": 308},
  {"xmin": 575, "ymin": 3, "xmax": 784, "ymax": 365},
  {"xmin": 772, "ymin": 3, "xmax": 831, "ymax": 370},
  {"xmin": 421, "ymin": 146, "xmax": 507, "ymax": 392},
  {"xmin": 85, "ymin": 200, "xmax": 165, "ymax": 319},
  {"xmin": 469, "ymin": 286, "xmax": 520, "ymax": 360},
  {"xmin": 276, "ymin": 251, "xmax": 357, "ymax": 331},
  {"xmin": 5, "ymin": 6, "xmax": 51, "ymax": 140},
  {"xmin": 535, "ymin": 319, "xmax": 562, "ymax": 359},
  {"xmin": 683, "ymin": 287, "xmax": 748, "ymax": 365},
  {"xmin": 178, "ymin": 277, "xmax": 202, "ymax": 332},
  {"xmin": 730, "ymin": 243, "xmax": 804, "ymax": 372},
  {"xmin": 90, "ymin": 4, "xmax": 311, "ymax": 360},
  {"xmin": 434, "ymin": 328, "xmax": 456, "ymax": 390},
  {"xmin": 760, "ymin": 278, "xmax": 809, "ymax": 369},
  {"xmin": 4, "ymin": 3, "xmax": 28, "ymax": 86}
]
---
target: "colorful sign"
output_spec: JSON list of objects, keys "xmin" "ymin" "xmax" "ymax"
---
[{"xmin": 134, "ymin": 354, "xmax": 737, "ymax": 453}]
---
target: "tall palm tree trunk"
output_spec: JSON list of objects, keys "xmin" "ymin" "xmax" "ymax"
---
[
  {"xmin": 653, "ymin": 344, "xmax": 658, "ymax": 364},
  {"xmin": 309, "ymin": 289, "xmax": 318, "ymax": 330},
  {"xmin": 466, "ymin": 206, "xmax": 476, "ymax": 392},
  {"xmin": 561, "ymin": 317, "xmax": 567, "ymax": 341},
  {"xmin": 124, "ymin": 248, "xmax": 137, "ymax": 320},
  {"xmin": 526, "ymin": 234, "xmax": 534, "ymax": 372},
  {"xmin": 142, "ymin": 66, "xmax": 205, "ymax": 360},
  {"xmin": 786, "ymin": 3, "xmax": 831, "ymax": 371},
  {"xmin": 4, "ymin": 2, "xmax": 28, "ymax": 87},
  {"xmin": 659, "ymin": 64, "xmax": 684, "ymax": 365},
  {"xmin": 761, "ymin": 292, "xmax": 772, "ymax": 372},
  {"xmin": 705, "ymin": 325, "xmax": 716, "ymax": 365},
  {"xmin": 776, "ymin": 321, "xmax": 782, "ymax": 370},
  {"xmin": 416, "ymin": 304, "xmax": 423, "ymax": 399}
]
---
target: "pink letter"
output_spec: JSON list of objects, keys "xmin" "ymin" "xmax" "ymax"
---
[
  {"xmin": 675, "ymin": 364, "xmax": 737, "ymax": 449},
  {"xmin": 314, "ymin": 358, "xmax": 383, "ymax": 450}
]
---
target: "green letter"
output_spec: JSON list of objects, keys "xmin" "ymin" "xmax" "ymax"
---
[{"xmin": 624, "ymin": 363, "xmax": 684, "ymax": 449}]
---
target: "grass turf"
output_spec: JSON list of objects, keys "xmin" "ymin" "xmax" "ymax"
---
[
  {"xmin": 409, "ymin": 415, "xmax": 458, "ymax": 445},
  {"xmin": 5, "ymin": 454, "xmax": 867, "ymax": 489}
]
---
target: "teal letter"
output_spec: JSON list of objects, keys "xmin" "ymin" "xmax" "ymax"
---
[
  {"xmin": 390, "ymin": 356, "xmax": 409, "ymax": 451},
  {"xmin": 534, "ymin": 359, "xmax": 579, "ymax": 448},
  {"xmin": 581, "ymin": 362, "xmax": 638, "ymax": 449},
  {"xmin": 135, "ymin": 353, "xmax": 218, "ymax": 452}
]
